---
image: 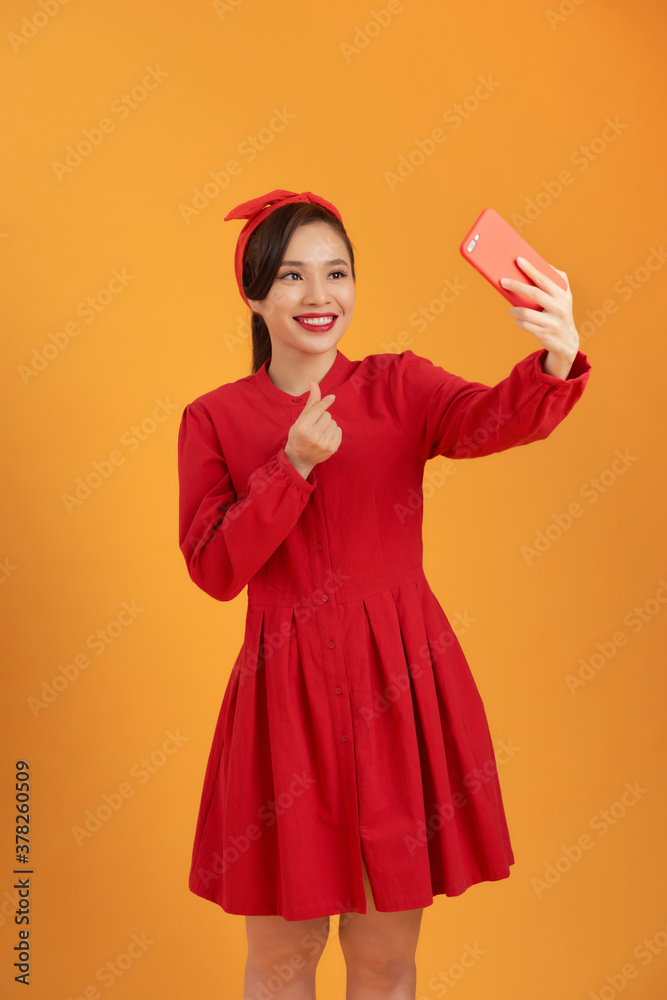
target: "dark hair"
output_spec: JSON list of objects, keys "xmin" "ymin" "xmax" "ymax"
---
[{"xmin": 241, "ymin": 202, "xmax": 356, "ymax": 374}]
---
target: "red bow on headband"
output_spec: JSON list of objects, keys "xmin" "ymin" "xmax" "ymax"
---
[{"xmin": 224, "ymin": 188, "xmax": 344, "ymax": 307}]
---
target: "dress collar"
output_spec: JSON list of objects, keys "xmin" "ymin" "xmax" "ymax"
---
[{"xmin": 255, "ymin": 348, "xmax": 353, "ymax": 406}]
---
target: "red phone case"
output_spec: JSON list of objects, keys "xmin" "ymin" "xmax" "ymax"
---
[{"xmin": 459, "ymin": 207, "xmax": 567, "ymax": 311}]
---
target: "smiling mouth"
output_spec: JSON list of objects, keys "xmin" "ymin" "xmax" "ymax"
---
[
  {"xmin": 293, "ymin": 314, "xmax": 338, "ymax": 326},
  {"xmin": 292, "ymin": 314, "xmax": 339, "ymax": 332}
]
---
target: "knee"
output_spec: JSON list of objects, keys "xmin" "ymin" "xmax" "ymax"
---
[
  {"xmin": 247, "ymin": 921, "xmax": 329, "ymax": 977},
  {"xmin": 344, "ymin": 948, "xmax": 417, "ymax": 989}
]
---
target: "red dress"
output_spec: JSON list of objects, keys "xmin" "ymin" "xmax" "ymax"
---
[{"xmin": 177, "ymin": 346, "xmax": 591, "ymax": 921}]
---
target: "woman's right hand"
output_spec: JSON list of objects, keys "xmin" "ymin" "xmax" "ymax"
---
[{"xmin": 284, "ymin": 381, "xmax": 342, "ymax": 480}]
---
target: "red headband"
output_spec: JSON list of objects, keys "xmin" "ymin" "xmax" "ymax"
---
[{"xmin": 223, "ymin": 188, "xmax": 344, "ymax": 308}]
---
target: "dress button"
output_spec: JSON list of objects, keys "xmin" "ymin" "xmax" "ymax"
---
[
  {"xmin": 321, "ymin": 594, "xmax": 328, "ymax": 602},
  {"xmin": 315, "ymin": 543, "xmax": 322, "ymax": 551},
  {"xmin": 335, "ymin": 686, "xmax": 342, "ymax": 695},
  {"xmin": 328, "ymin": 640, "xmax": 335, "ymax": 648},
  {"xmin": 341, "ymin": 734, "xmax": 347, "ymax": 742},
  {"xmin": 292, "ymin": 397, "xmax": 301, "ymax": 403}
]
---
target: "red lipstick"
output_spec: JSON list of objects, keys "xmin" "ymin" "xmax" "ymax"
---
[{"xmin": 293, "ymin": 313, "xmax": 338, "ymax": 333}]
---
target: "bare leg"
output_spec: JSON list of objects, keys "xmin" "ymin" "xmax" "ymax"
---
[
  {"xmin": 244, "ymin": 910, "xmax": 331, "ymax": 1000},
  {"xmin": 338, "ymin": 857, "xmax": 423, "ymax": 1000}
]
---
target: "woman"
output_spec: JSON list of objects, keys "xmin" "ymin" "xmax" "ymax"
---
[{"xmin": 177, "ymin": 189, "xmax": 591, "ymax": 999}]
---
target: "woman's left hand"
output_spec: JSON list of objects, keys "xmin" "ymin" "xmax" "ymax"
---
[{"xmin": 500, "ymin": 257, "xmax": 580, "ymax": 379}]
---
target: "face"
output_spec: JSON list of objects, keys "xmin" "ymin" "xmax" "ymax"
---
[{"xmin": 247, "ymin": 221, "xmax": 355, "ymax": 359}]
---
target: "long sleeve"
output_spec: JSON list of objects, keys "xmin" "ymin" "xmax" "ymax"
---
[
  {"xmin": 387, "ymin": 347, "xmax": 592, "ymax": 463},
  {"xmin": 178, "ymin": 401, "xmax": 318, "ymax": 602}
]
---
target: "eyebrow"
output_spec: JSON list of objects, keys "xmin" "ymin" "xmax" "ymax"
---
[{"xmin": 279, "ymin": 258, "xmax": 349, "ymax": 267}]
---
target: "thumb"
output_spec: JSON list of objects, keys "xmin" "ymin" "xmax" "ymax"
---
[{"xmin": 302, "ymin": 379, "xmax": 321, "ymax": 411}]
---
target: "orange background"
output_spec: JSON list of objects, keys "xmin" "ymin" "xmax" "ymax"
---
[{"xmin": 2, "ymin": 0, "xmax": 667, "ymax": 997}]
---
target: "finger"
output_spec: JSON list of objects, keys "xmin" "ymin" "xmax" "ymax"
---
[
  {"xmin": 302, "ymin": 380, "xmax": 328, "ymax": 417},
  {"xmin": 500, "ymin": 277, "xmax": 551, "ymax": 310},
  {"xmin": 513, "ymin": 319, "xmax": 553, "ymax": 341},
  {"xmin": 552, "ymin": 265, "xmax": 571, "ymax": 292},
  {"xmin": 323, "ymin": 422, "xmax": 342, "ymax": 453},
  {"xmin": 515, "ymin": 256, "xmax": 567, "ymax": 295},
  {"xmin": 509, "ymin": 305, "xmax": 553, "ymax": 329},
  {"xmin": 301, "ymin": 382, "xmax": 336, "ymax": 429},
  {"xmin": 301, "ymin": 380, "xmax": 321, "ymax": 411},
  {"xmin": 312, "ymin": 390, "xmax": 337, "ymax": 414}
]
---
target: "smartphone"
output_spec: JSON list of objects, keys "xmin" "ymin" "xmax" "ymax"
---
[{"xmin": 459, "ymin": 207, "xmax": 567, "ymax": 311}]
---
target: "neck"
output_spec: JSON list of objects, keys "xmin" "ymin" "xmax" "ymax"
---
[{"xmin": 266, "ymin": 346, "xmax": 339, "ymax": 395}]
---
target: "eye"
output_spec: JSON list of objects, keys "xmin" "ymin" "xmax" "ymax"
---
[{"xmin": 277, "ymin": 269, "xmax": 349, "ymax": 281}]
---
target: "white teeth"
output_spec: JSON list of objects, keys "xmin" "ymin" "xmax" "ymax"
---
[{"xmin": 296, "ymin": 316, "xmax": 335, "ymax": 326}]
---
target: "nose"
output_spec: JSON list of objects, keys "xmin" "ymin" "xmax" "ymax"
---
[{"xmin": 302, "ymin": 273, "xmax": 332, "ymax": 306}]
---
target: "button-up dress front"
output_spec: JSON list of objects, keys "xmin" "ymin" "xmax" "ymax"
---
[{"xmin": 177, "ymin": 345, "xmax": 592, "ymax": 921}]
